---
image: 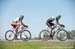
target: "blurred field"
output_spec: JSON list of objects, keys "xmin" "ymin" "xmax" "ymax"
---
[{"xmin": 0, "ymin": 40, "xmax": 75, "ymax": 49}]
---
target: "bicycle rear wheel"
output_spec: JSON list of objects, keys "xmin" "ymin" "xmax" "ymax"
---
[
  {"xmin": 39, "ymin": 30, "xmax": 50, "ymax": 41},
  {"xmin": 5, "ymin": 30, "xmax": 15, "ymax": 41},
  {"xmin": 20, "ymin": 30, "xmax": 31, "ymax": 41}
]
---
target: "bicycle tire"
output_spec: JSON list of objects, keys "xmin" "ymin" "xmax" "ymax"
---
[
  {"xmin": 39, "ymin": 30, "xmax": 51, "ymax": 41},
  {"xmin": 5, "ymin": 30, "xmax": 15, "ymax": 41},
  {"xmin": 56, "ymin": 29, "xmax": 68, "ymax": 41},
  {"xmin": 20, "ymin": 30, "xmax": 31, "ymax": 41}
]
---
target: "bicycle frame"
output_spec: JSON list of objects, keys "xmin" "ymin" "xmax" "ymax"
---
[
  {"xmin": 5, "ymin": 24, "xmax": 31, "ymax": 41},
  {"xmin": 52, "ymin": 25, "xmax": 65, "ymax": 36},
  {"xmin": 11, "ymin": 25, "xmax": 28, "ymax": 36},
  {"xmin": 39, "ymin": 24, "xmax": 67, "ymax": 41}
]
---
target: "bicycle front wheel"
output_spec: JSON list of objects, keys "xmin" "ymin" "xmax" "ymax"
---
[
  {"xmin": 5, "ymin": 30, "xmax": 15, "ymax": 41},
  {"xmin": 20, "ymin": 30, "xmax": 31, "ymax": 41},
  {"xmin": 56, "ymin": 29, "xmax": 68, "ymax": 41}
]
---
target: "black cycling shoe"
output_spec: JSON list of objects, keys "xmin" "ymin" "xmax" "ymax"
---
[
  {"xmin": 50, "ymin": 34, "xmax": 53, "ymax": 37},
  {"xmin": 15, "ymin": 35, "xmax": 18, "ymax": 40},
  {"xmin": 14, "ymin": 36, "xmax": 18, "ymax": 40},
  {"xmin": 49, "ymin": 34, "xmax": 54, "ymax": 40}
]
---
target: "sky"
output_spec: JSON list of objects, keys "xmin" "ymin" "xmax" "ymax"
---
[{"xmin": 0, "ymin": 0, "xmax": 75, "ymax": 39}]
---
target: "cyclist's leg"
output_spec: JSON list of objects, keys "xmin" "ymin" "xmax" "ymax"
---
[
  {"xmin": 11, "ymin": 23, "xmax": 17, "ymax": 28},
  {"xmin": 49, "ymin": 23, "xmax": 54, "ymax": 32},
  {"xmin": 11, "ymin": 23, "xmax": 18, "ymax": 40},
  {"xmin": 14, "ymin": 24, "xmax": 20, "ymax": 40},
  {"xmin": 15, "ymin": 25, "xmax": 20, "ymax": 33},
  {"xmin": 46, "ymin": 22, "xmax": 55, "ymax": 40},
  {"xmin": 49, "ymin": 23, "xmax": 55, "ymax": 40},
  {"xmin": 12, "ymin": 22, "xmax": 20, "ymax": 32},
  {"xmin": 46, "ymin": 22, "xmax": 53, "ymax": 33}
]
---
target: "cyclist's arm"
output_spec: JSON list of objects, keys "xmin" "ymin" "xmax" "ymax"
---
[
  {"xmin": 21, "ymin": 21, "xmax": 28, "ymax": 27},
  {"xmin": 21, "ymin": 21, "xmax": 24, "ymax": 26},
  {"xmin": 56, "ymin": 17, "xmax": 60, "ymax": 25}
]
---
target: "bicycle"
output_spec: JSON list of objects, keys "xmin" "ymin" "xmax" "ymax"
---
[
  {"xmin": 5, "ymin": 25, "xmax": 31, "ymax": 41},
  {"xmin": 39, "ymin": 24, "xmax": 68, "ymax": 41}
]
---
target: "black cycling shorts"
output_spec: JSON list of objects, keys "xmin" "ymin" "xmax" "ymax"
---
[{"xmin": 46, "ymin": 21, "xmax": 54, "ymax": 27}]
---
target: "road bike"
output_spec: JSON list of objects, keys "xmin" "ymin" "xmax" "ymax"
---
[
  {"xmin": 5, "ymin": 25, "xmax": 31, "ymax": 41},
  {"xmin": 39, "ymin": 24, "xmax": 68, "ymax": 41}
]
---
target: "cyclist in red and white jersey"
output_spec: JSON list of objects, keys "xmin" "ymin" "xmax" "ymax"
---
[
  {"xmin": 11, "ymin": 15, "xmax": 24, "ymax": 33},
  {"xmin": 46, "ymin": 15, "xmax": 61, "ymax": 39}
]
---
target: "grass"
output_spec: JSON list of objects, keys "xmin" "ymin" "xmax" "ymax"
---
[{"xmin": 0, "ymin": 41, "xmax": 75, "ymax": 49}]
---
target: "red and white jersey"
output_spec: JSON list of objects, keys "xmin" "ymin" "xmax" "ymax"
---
[
  {"xmin": 13, "ymin": 17, "xmax": 20, "ymax": 22},
  {"xmin": 48, "ymin": 16, "xmax": 54, "ymax": 21},
  {"xmin": 11, "ymin": 17, "xmax": 21, "ymax": 25}
]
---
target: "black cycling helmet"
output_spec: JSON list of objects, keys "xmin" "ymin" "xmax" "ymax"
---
[
  {"xmin": 57, "ymin": 15, "xmax": 61, "ymax": 19},
  {"xmin": 19, "ymin": 15, "xmax": 24, "ymax": 20}
]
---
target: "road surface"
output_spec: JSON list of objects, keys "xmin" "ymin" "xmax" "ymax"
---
[{"xmin": 0, "ymin": 39, "xmax": 75, "ymax": 43}]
